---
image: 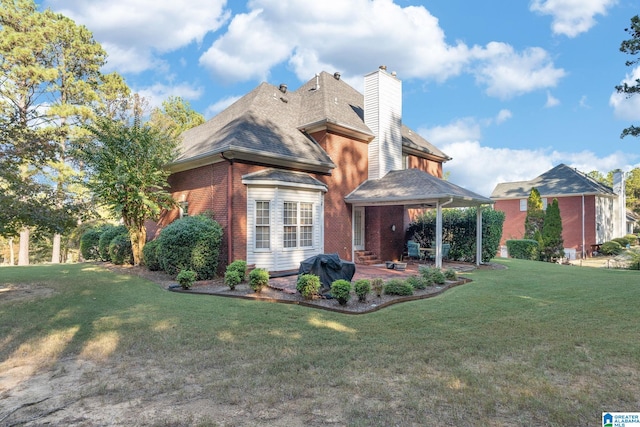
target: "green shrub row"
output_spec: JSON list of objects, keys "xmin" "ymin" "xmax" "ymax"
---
[
  {"xmin": 407, "ymin": 207, "xmax": 504, "ymax": 263},
  {"xmin": 506, "ymin": 239, "xmax": 540, "ymax": 260},
  {"xmin": 79, "ymin": 224, "xmax": 132, "ymax": 265}
]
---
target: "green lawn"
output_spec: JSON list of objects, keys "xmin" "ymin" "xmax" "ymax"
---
[{"xmin": 1, "ymin": 260, "xmax": 639, "ymax": 426}]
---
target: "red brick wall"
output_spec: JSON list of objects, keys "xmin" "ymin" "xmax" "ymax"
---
[
  {"xmin": 495, "ymin": 195, "xmax": 597, "ymax": 257},
  {"xmin": 406, "ymin": 155, "xmax": 442, "ymax": 178},
  {"xmin": 366, "ymin": 205, "xmax": 406, "ymax": 261},
  {"xmin": 312, "ymin": 129, "xmax": 369, "ymax": 260}
]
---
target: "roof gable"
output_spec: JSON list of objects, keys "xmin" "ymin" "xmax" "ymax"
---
[{"xmin": 491, "ymin": 163, "xmax": 616, "ymax": 199}]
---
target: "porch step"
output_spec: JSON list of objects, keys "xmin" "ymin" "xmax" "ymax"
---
[{"xmin": 354, "ymin": 250, "xmax": 382, "ymax": 265}]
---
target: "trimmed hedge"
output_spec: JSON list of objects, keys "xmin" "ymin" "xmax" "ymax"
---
[
  {"xmin": 98, "ymin": 225, "xmax": 128, "ymax": 261},
  {"xmin": 407, "ymin": 207, "xmax": 504, "ymax": 263},
  {"xmin": 156, "ymin": 214, "xmax": 224, "ymax": 279},
  {"xmin": 80, "ymin": 227, "xmax": 105, "ymax": 261},
  {"xmin": 600, "ymin": 241, "xmax": 623, "ymax": 256},
  {"xmin": 142, "ymin": 239, "xmax": 161, "ymax": 271},
  {"xmin": 108, "ymin": 233, "xmax": 134, "ymax": 265},
  {"xmin": 506, "ymin": 239, "xmax": 539, "ymax": 260}
]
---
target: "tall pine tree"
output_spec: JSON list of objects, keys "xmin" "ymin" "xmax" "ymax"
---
[{"xmin": 541, "ymin": 198, "xmax": 564, "ymax": 262}]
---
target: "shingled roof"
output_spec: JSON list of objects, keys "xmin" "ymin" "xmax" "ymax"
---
[
  {"xmin": 169, "ymin": 71, "xmax": 449, "ymax": 173},
  {"xmin": 490, "ymin": 163, "xmax": 616, "ymax": 199},
  {"xmin": 345, "ymin": 168, "xmax": 493, "ymax": 208}
]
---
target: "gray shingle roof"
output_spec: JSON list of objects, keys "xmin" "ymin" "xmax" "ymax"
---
[
  {"xmin": 169, "ymin": 71, "xmax": 449, "ymax": 172},
  {"xmin": 491, "ymin": 164, "xmax": 616, "ymax": 199},
  {"xmin": 345, "ymin": 168, "xmax": 493, "ymax": 207},
  {"xmin": 241, "ymin": 168, "xmax": 327, "ymax": 191}
]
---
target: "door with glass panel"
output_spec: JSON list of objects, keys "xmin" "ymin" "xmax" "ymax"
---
[{"xmin": 353, "ymin": 207, "xmax": 365, "ymax": 251}]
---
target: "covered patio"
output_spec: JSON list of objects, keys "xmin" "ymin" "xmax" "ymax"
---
[{"xmin": 344, "ymin": 168, "xmax": 494, "ymax": 268}]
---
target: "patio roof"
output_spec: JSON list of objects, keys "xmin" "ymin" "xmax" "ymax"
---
[{"xmin": 344, "ymin": 168, "xmax": 494, "ymax": 208}]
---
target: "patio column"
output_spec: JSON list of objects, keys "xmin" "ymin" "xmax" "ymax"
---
[
  {"xmin": 476, "ymin": 206, "xmax": 484, "ymax": 266},
  {"xmin": 435, "ymin": 202, "xmax": 443, "ymax": 269}
]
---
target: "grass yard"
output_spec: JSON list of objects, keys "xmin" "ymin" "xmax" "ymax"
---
[{"xmin": 1, "ymin": 259, "xmax": 639, "ymax": 426}]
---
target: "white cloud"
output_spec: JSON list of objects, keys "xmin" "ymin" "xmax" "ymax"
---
[
  {"xmin": 421, "ymin": 117, "xmax": 637, "ymax": 196},
  {"xmin": 204, "ymin": 95, "xmax": 242, "ymax": 119},
  {"xmin": 610, "ymin": 66, "xmax": 640, "ymax": 121},
  {"xmin": 530, "ymin": 0, "xmax": 617, "ymax": 38},
  {"xmin": 199, "ymin": 0, "xmax": 562, "ymax": 100},
  {"xmin": 545, "ymin": 91, "xmax": 560, "ymax": 108},
  {"xmin": 45, "ymin": 0, "xmax": 229, "ymax": 73},
  {"xmin": 496, "ymin": 109, "xmax": 513, "ymax": 124},
  {"xmin": 472, "ymin": 43, "xmax": 566, "ymax": 99},
  {"xmin": 136, "ymin": 83, "xmax": 204, "ymax": 110}
]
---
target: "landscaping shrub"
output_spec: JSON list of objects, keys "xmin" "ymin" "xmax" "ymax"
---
[
  {"xmin": 371, "ymin": 278, "xmax": 384, "ymax": 297},
  {"xmin": 506, "ymin": 239, "xmax": 539, "ymax": 261},
  {"xmin": 444, "ymin": 268, "xmax": 457, "ymax": 280},
  {"xmin": 419, "ymin": 266, "xmax": 445, "ymax": 285},
  {"xmin": 384, "ymin": 279, "xmax": 413, "ymax": 296},
  {"xmin": 176, "ymin": 269, "xmax": 197, "ymax": 289},
  {"xmin": 354, "ymin": 279, "xmax": 371, "ymax": 302},
  {"xmin": 108, "ymin": 233, "xmax": 133, "ymax": 265},
  {"xmin": 142, "ymin": 239, "xmax": 161, "ymax": 271},
  {"xmin": 227, "ymin": 260, "xmax": 248, "ymax": 282},
  {"xmin": 297, "ymin": 274, "xmax": 321, "ymax": 300},
  {"xmin": 249, "ymin": 268, "xmax": 269, "ymax": 293},
  {"xmin": 224, "ymin": 270, "xmax": 242, "ymax": 290},
  {"xmin": 98, "ymin": 225, "xmax": 127, "ymax": 261},
  {"xmin": 626, "ymin": 234, "xmax": 639, "ymax": 246},
  {"xmin": 405, "ymin": 275, "xmax": 427, "ymax": 290},
  {"xmin": 156, "ymin": 214, "xmax": 224, "ymax": 279},
  {"xmin": 600, "ymin": 241, "xmax": 624, "ymax": 256},
  {"xmin": 80, "ymin": 227, "xmax": 105, "ymax": 260},
  {"xmin": 613, "ymin": 237, "xmax": 631, "ymax": 248},
  {"xmin": 330, "ymin": 279, "xmax": 352, "ymax": 305}
]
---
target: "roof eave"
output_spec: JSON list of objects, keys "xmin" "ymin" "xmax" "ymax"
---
[{"xmin": 299, "ymin": 119, "xmax": 375, "ymax": 142}]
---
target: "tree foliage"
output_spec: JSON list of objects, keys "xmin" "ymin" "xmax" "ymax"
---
[
  {"xmin": 616, "ymin": 15, "xmax": 640, "ymax": 139},
  {"xmin": 81, "ymin": 102, "xmax": 178, "ymax": 265},
  {"xmin": 540, "ymin": 198, "xmax": 564, "ymax": 262},
  {"xmin": 149, "ymin": 96, "xmax": 205, "ymax": 139},
  {"xmin": 524, "ymin": 188, "xmax": 545, "ymax": 241}
]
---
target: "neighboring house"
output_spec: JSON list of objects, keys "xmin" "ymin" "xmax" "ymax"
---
[
  {"xmin": 491, "ymin": 164, "xmax": 627, "ymax": 259},
  {"xmin": 152, "ymin": 66, "xmax": 492, "ymax": 273}
]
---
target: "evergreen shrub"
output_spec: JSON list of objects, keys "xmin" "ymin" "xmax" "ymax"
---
[
  {"xmin": 600, "ymin": 241, "xmax": 623, "ymax": 256},
  {"xmin": 297, "ymin": 274, "xmax": 321, "ymax": 299},
  {"xmin": 142, "ymin": 239, "xmax": 161, "ymax": 271},
  {"xmin": 80, "ymin": 227, "xmax": 105, "ymax": 260},
  {"xmin": 108, "ymin": 233, "xmax": 133, "ymax": 265},
  {"xmin": 354, "ymin": 279, "xmax": 371, "ymax": 302},
  {"xmin": 98, "ymin": 225, "xmax": 127, "ymax": 261},
  {"xmin": 384, "ymin": 279, "xmax": 413, "ymax": 296},
  {"xmin": 506, "ymin": 239, "xmax": 539, "ymax": 260},
  {"xmin": 330, "ymin": 279, "xmax": 352, "ymax": 305},
  {"xmin": 249, "ymin": 268, "xmax": 269, "ymax": 292},
  {"xmin": 156, "ymin": 214, "xmax": 223, "ymax": 279}
]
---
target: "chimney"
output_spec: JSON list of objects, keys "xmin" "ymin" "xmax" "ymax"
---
[{"xmin": 364, "ymin": 66, "xmax": 402, "ymax": 180}]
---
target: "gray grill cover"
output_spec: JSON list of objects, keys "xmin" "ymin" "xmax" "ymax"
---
[{"xmin": 298, "ymin": 253, "xmax": 356, "ymax": 292}]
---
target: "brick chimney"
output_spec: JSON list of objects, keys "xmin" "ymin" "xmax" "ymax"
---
[{"xmin": 364, "ymin": 66, "xmax": 402, "ymax": 180}]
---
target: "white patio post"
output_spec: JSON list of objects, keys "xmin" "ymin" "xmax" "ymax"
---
[
  {"xmin": 476, "ymin": 206, "xmax": 484, "ymax": 266},
  {"xmin": 435, "ymin": 201, "xmax": 443, "ymax": 268}
]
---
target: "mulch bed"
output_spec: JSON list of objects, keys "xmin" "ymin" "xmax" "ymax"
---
[{"xmin": 101, "ymin": 261, "xmax": 507, "ymax": 314}]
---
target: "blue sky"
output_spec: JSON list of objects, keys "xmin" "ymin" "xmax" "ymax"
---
[{"xmin": 40, "ymin": 0, "xmax": 640, "ymax": 196}]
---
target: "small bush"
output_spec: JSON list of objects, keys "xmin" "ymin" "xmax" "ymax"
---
[
  {"xmin": 297, "ymin": 274, "xmax": 321, "ymax": 300},
  {"xmin": 405, "ymin": 275, "xmax": 427, "ymax": 290},
  {"xmin": 419, "ymin": 266, "xmax": 446, "ymax": 285},
  {"xmin": 330, "ymin": 279, "xmax": 352, "ymax": 305},
  {"xmin": 625, "ymin": 234, "xmax": 638, "ymax": 245},
  {"xmin": 612, "ymin": 237, "xmax": 630, "ymax": 247},
  {"xmin": 600, "ymin": 241, "xmax": 623, "ymax": 256},
  {"xmin": 108, "ymin": 233, "xmax": 133, "ymax": 265},
  {"xmin": 98, "ymin": 225, "xmax": 127, "ymax": 261},
  {"xmin": 384, "ymin": 279, "xmax": 413, "ymax": 296},
  {"xmin": 177, "ymin": 269, "xmax": 197, "ymax": 289},
  {"xmin": 142, "ymin": 239, "xmax": 161, "ymax": 271},
  {"xmin": 371, "ymin": 278, "xmax": 384, "ymax": 297},
  {"xmin": 354, "ymin": 279, "xmax": 371, "ymax": 302},
  {"xmin": 227, "ymin": 260, "xmax": 248, "ymax": 282},
  {"xmin": 444, "ymin": 268, "xmax": 457, "ymax": 280},
  {"xmin": 224, "ymin": 270, "xmax": 242, "ymax": 290},
  {"xmin": 249, "ymin": 268, "xmax": 269, "ymax": 293}
]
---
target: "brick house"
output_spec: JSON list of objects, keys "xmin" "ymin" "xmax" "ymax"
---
[
  {"xmin": 154, "ymin": 66, "xmax": 493, "ymax": 273},
  {"xmin": 491, "ymin": 164, "xmax": 627, "ymax": 259}
]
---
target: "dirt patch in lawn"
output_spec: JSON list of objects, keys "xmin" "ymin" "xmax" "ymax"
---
[{"xmin": 0, "ymin": 282, "xmax": 56, "ymax": 304}]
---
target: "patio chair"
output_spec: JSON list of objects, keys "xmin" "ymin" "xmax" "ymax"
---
[{"xmin": 406, "ymin": 241, "xmax": 423, "ymax": 261}]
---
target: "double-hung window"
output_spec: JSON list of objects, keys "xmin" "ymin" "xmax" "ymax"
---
[
  {"xmin": 283, "ymin": 201, "xmax": 313, "ymax": 248},
  {"xmin": 255, "ymin": 201, "xmax": 270, "ymax": 249}
]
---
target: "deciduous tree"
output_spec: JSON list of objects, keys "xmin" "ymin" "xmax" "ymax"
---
[{"xmin": 616, "ymin": 15, "xmax": 640, "ymax": 139}]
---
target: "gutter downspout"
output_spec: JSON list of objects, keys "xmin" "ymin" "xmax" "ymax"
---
[
  {"xmin": 435, "ymin": 198, "xmax": 454, "ymax": 269},
  {"xmin": 476, "ymin": 205, "xmax": 486, "ymax": 266},
  {"xmin": 582, "ymin": 194, "xmax": 585, "ymax": 259},
  {"xmin": 221, "ymin": 153, "xmax": 233, "ymax": 266}
]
